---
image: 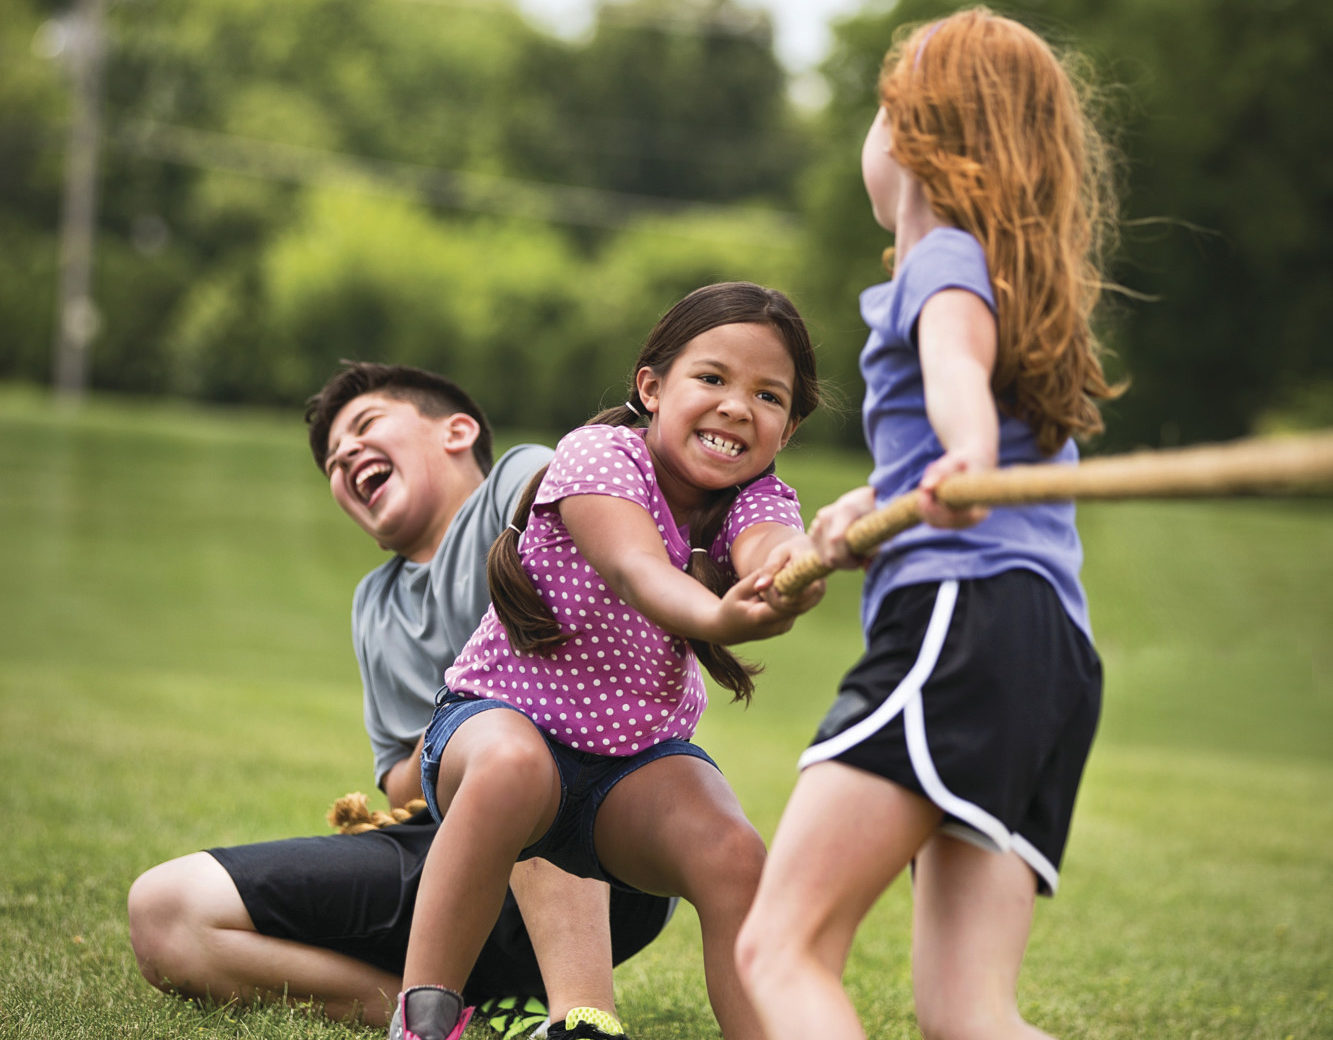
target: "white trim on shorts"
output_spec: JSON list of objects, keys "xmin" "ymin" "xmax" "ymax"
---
[{"xmin": 797, "ymin": 579, "xmax": 1060, "ymax": 894}]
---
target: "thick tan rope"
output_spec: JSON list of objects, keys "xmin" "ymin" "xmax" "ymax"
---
[
  {"xmin": 774, "ymin": 430, "xmax": 1333, "ymax": 597},
  {"xmin": 327, "ymin": 791, "xmax": 429, "ymax": 834}
]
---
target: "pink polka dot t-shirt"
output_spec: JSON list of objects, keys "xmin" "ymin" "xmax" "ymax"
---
[{"xmin": 444, "ymin": 425, "xmax": 804, "ymax": 755}]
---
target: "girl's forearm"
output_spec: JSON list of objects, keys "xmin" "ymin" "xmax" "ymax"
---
[
  {"xmin": 561, "ymin": 494, "xmax": 728, "ymax": 642},
  {"xmin": 925, "ymin": 363, "xmax": 998, "ymax": 465},
  {"xmin": 609, "ymin": 549, "xmax": 731, "ymax": 642}
]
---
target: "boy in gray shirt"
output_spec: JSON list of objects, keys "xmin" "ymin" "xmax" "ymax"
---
[{"xmin": 128, "ymin": 363, "xmax": 670, "ymax": 1036}]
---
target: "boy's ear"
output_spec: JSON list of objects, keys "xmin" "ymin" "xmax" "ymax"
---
[
  {"xmin": 634, "ymin": 366, "xmax": 661, "ymax": 414},
  {"xmin": 440, "ymin": 412, "xmax": 481, "ymax": 454}
]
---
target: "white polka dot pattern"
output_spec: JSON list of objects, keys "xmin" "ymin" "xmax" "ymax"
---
[{"xmin": 445, "ymin": 425, "xmax": 803, "ymax": 754}]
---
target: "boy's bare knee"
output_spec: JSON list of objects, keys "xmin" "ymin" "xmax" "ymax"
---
[
  {"xmin": 127, "ymin": 863, "xmax": 189, "ymax": 990},
  {"xmin": 733, "ymin": 914, "xmax": 764, "ymax": 986},
  {"xmin": 127, "ymin": 852, "xmax": 249, "ymax": 995}
]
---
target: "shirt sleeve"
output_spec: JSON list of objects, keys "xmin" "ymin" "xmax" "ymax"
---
[
  {"xmin": 489, "ymin": 443, "xmax": 556, "ymax": 525},
  {"xmin": 535, "ymin": 426, "xmax": 654, "ymax": 514},
  {"xmin": 713, "ymin": 475, "xmax": 804, "ymax": 558},
  {"xmin": 896, "ymin": 228, "xmax": 997, "ymax": 346}
]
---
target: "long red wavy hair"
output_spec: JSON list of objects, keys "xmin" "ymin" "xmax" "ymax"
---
[{"xmin": 880, "ymin": 7, "xmax": 1125, "ymax": 454}]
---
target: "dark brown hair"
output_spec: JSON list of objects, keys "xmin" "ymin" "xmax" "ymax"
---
[
  {"xmin": 488, "ymin": 282, "xmax": 821, "ymax": 703},
  {"xmin": 303, "ymin": 360, "xmax": 494, "ymax": 474}
]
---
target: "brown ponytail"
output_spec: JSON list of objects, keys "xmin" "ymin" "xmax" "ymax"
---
[{"xmin": 680, "ymin": 481, "xmax": 767, "ymax": 704}]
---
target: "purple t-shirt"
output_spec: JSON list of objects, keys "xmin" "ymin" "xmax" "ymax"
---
[
  {"xmin": 859, "ymin": 227, "xmax": 1091, "ymax": 640},
  {"xmin": 444, "ymin": 424, "xmax": 804, "ymax": 755}
]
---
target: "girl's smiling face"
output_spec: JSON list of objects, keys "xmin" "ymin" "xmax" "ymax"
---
[{"xmin": 636, "ymin": 321, "xmax": 799, "ymax": 518}]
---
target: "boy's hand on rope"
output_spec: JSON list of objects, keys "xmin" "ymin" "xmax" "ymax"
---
[{"xmin": 326, "ymin": 791, "xmax": 429, "ymax": 834}]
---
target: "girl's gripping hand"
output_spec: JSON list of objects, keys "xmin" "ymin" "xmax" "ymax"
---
[
  {"xmin": 809, "ymin": 485, "xmax": 877, "ymax": 570},
  {"xmin": 754, "ymin": 533, "xmax": 826, "ymax": 618},
  {"xmin": 713, "ymin": 568, "xmax": 807, "ymax": 645},
  {"xmin": 918, "ymin": 451, "xmax": 990, "ymax": 529}
]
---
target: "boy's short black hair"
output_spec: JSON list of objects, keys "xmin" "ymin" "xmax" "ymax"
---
[{"xmin": 304, "ymin": 361, "xmax": 494, "ymax": 474}]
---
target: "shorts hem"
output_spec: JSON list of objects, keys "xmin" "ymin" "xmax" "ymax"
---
[{"xmin": 801, "ymin": 578, "xmax": 1067, "ymax": 896}]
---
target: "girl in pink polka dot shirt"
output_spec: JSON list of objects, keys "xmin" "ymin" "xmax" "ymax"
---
[{"xmin": 390, "ymin": 283, "xmax": 824, "ymax": 1040}]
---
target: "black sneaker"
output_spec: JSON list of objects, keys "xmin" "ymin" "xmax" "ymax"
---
[
  {"xmin": 475, "ymin": 994, "xmax": 550, "ymax": 1039},
  {"xmin": 545, "ymin": 1006, "xmax": 627, "ymax": 1040}
]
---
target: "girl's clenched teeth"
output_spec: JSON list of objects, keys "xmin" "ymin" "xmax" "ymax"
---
[{"xmin": 698, "ymin": 432, "xmax": 744, "ymax": 457}]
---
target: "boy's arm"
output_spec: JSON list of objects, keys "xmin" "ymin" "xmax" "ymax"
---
[{"xmin": 380, "ymin": 733, "xmax": 427, "ymax": 809}]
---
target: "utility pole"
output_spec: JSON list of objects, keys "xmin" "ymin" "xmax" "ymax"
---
[{"xmin": 52, "ymin": 0, "xmax": 106, "ymax": 400}]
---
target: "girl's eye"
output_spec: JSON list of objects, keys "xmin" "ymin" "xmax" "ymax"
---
[
  {"xmin": 758, "ymin": 390, "xmax": 786, "ymax": 406},
  {"xmin": 698, "ymin": 373, "xmax": 723, "ymax": 385}
]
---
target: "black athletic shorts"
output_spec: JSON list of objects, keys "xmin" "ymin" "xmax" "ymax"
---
[
  {"xmin": 208, "ymin": 809, "xmax": 675, "ymax": 1002},
  {"xmin": 800, "ymin": 570, "xmax": 1102, "ymax": 895}
]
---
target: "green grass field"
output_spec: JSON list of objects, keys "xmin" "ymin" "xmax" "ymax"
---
[{"xmin": 1, "ymin": 385, "xmax": 1330, "ymax": 1039}]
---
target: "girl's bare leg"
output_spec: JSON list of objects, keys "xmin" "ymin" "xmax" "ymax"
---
[
  {"xmin": 510, "ymin": 860, "xmax": 617, "ymax": 1022},
  {"xmin": 911, "ymin": 834, "xmax": 1054, "ymax": 1040},
  {"xmin": 593, "ymin": 756, "xmax": 767, "ymax": 1040},
  {"xmin": 401, "ymin": 709, "xmax": 562, "ymax": 991},
  {"xmin": 735, "ymin": 762, "xmax": 940, "ymax": 1040}
]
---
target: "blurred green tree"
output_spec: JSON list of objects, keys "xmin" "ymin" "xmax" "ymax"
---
[
  {"xmin": 799, "ymin": 0, "xmax": 1333, "ymax": 450},
  {"xmin": 5, "ymin": 0, "xmax": 1330, "ymax": 451}
]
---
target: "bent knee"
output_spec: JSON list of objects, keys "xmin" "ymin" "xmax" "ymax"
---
[
  {"xmin": 733, "ymin": 914, "xmax": 767, "ymax": 986},
  {"xmin": 734, "ymin": 901, "xmax": 803, "ymax": 995},
  {"xmin": 127, "ymin": 853, "xmax": 247, "ymax": 992},
  {"xmin": 685, "ymin": 817, "xmax": 765, "ymax": 903},
  {"xmin": 128, "ymin": 863, "xmax": 186, "ymax": 987},
  {"xmin": 715, "ymin": 817, "xmax": 767, "ymax": 877},
  {"xmin": 460, "ymin": 738, "xmax": 557, "ymax": 809}
]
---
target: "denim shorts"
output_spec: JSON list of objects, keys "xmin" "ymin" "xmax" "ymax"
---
[{"xmin": 421, "ymin": 690, "xmax": 717, "ymax": 890}]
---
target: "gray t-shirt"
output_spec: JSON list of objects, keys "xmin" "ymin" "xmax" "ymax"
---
[{"xmin": 352, "ymin": 443, "xmax": 553, "ymax": 787}]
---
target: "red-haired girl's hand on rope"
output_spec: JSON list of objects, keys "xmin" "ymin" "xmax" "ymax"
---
[
  {"xmin": 754, "ymin": 533, "xmax": 826, "ymax": 617},
  {"xmin": 809, "ymin": 485, "xmax": 877, "ymax": 569},
  {"xmin": 918, "ymin": 452, "xmax": 991, "ymax": 529}
]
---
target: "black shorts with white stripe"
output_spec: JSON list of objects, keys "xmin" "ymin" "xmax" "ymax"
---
[{"xmin": 800, "ymin": 569, "xmax": 1101, "ymax": 895}]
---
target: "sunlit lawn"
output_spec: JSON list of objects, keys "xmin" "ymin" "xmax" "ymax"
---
[{"xmin": 1, "ymin": 385, "xmax": 1329, "ymax": 1039}]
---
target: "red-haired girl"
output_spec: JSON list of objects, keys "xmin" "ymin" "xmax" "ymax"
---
[{"xmin": 738, "ymin": 10, "xmax": 1124, "ymax": 1039}]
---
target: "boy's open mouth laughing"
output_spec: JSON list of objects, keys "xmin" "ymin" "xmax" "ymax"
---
[{"xmin": 352, "ymin": 459, "xmax": 393, "ymax": 504}]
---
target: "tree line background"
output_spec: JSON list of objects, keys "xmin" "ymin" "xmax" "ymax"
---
[{"xmin": 3, "ymin": 0, "xmax": 1330, "ymax": 451}]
